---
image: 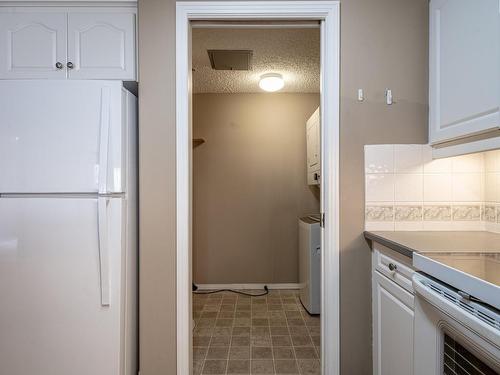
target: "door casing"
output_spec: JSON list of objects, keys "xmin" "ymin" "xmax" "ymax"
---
[{"xmin": 175, "ymin": 2, "xmax": 340, "ymax": 373}]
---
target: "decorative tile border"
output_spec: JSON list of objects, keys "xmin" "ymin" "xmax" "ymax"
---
[
  {"xmin": 452, "ymin": 205, "xmax": 481, "ymax": 221},
  {"xmin": 483, "ymin": 205, "xmax": 496, "ymax": 223},
  {"xmin": 364, "ymin": 145, "xmax": 500, "ymax": 231},
  {"xmin": 423, "ymin": 205, "xmax": 452, "ymax": 221},
  {"xmin": 365, "ymin": 205, "xmax": 394, "ymax": 222},
  {"xmin": 394, "ymin": 206, "xmax": 422, "ymax": 221}
]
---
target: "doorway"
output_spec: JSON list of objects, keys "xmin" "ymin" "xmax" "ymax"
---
[{"xmin": 176, "ymin": 2, "xmax": 340, "ymax": 374}]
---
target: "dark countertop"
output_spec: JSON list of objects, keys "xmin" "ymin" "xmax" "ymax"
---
[{"xmin": 364, "ymin": 231, "xmax": 500, "ymax": 258}]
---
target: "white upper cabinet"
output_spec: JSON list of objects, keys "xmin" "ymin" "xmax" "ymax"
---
[
  {"xmin": 0, "ymin": 13, "xmax": 67, "ymax": 79},
  {"xmin": 306, "ymin": 107, "xmax": 320, "ymax": 185},
  {"xmin": 68, "ymin": 13, "xmax": 136, "ymax": 80},
  {"xmin": 429, "ymin": 0, "xmax": 500, "ymax": 144},
  {"xmin": 0, "ymin": 9, "xmax": 136, "ymax": 80}
]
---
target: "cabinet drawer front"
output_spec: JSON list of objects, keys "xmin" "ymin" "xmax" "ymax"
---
[{"xmin": 373, "ymin": 246, "xmax": 414, "ymax": 294}]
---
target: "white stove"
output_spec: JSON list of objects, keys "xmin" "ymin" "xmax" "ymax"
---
[{"xmin": 412, "ymin": 253, "xmax": 500, "ymax": 375}]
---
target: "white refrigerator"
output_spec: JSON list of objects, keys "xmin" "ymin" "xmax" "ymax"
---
[{"xmin": 0, "ymin": 80, "xmax": 138, "ymax": 375}]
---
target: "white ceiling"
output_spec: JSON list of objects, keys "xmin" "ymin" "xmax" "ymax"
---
[{"xmin": 192, "ymin": 27, "xmax": 320, "ymax": 93}]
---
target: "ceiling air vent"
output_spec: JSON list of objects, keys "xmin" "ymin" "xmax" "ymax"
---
[{"xmin": 207, "ymin": 49, "xmax": 253, "ymax": 71}]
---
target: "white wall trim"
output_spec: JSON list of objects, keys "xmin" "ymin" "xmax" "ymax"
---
[
  {"xmin": 195, "ymin": 283, "xmax": 301, "ymax": 291},
  {"xmin": 176, "ymin": 2, "xmax": 340, "ymax": 375}
]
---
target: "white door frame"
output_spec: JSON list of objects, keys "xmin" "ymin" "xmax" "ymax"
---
[{"xmin": 176, "ymin": 2, "xmax": 340, "ymax": 374}]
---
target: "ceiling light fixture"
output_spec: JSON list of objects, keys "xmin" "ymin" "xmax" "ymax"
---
[{"xmin": 259, "ymin": 73, "xmax": 285, "ymax": 92}]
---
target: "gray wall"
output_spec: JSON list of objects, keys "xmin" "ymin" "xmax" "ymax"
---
[
  {"xmin": 192, "ymin": 93, "xmax": 320, "ymax": 284},
  {"xmin": 138, "ymin": 0, "xmax": 428, "ymax": 373}
]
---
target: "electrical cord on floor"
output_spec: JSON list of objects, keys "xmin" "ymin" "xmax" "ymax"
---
[{"xmin": 192, "ymin": 284, "xmax": 269, "ymax": 297}]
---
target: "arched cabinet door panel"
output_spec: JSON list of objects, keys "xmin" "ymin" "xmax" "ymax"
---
[
  {"xmin": 0, "ymin": 12, "xmax": 67, "ymax": 79},
  {"xmin": 68, "ymin": 13, "xmax": 136, "ymax": 80},
  {"xmin": 429, "ymin": 0, "xmax": 500, "ymax": 144}
]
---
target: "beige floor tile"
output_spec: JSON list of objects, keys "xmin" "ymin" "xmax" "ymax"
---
[
  {"xmin": 194, "ymin": 327, "xmax": 214, "ymax": 337},
  {"xmin": 252, "ymin": 318, "xmax": 269, "ymax": 326},
  {"xmin": 202, "ymin": 360, "xmax": 227, "ymax": 374},
  {"xmin": 235, "ymin": 311, "xmax": 251, "ymax": 318},
  {"xmin": 229, "ymin": 346, "xmax": 250, "ymax": 360},
  {"xmin": 206, "ymin": 346, "xmax": 229, "ymax": 360},
  {"xmin": 227, "ymin": 360, "xmax": 250, "ymax": 374},
  {"xmin": 193, "ymin": 360, "xmax": 204, "ymax": 375},
  {"xmin": 251, "ymin": 346, "xmax": 273, "ymax": 359},
  {"xmin": 288, "ymin": 326, "xmax": 308, "ymax": 336},
  {"xmin": 210, "ymin": 336, "xmax": 230, "ymax": 346},
  {"xmin": 251, "ymin": 335, "xmax": 272, "ymax": 347},
  {"xmin": 231, "ymin": 336, "xmax": 250, "ymax": 346},
  {"xmin": 271, "ymin": 335, "xmax": 292, "ymax": 347},
  {"xmin": 193, "ymin": 347, "xmax": 208, "ymax": 360},
  {"xmin": 215, "ymin": 318, "xmax": 233, "ymax": 327},
  {"xmin": 193, "ymin": 336, "xmax": 211, "ymax": 346},
  {"xmin": 273, "ymin": 347, "xmax": 295, "ymax": 359},
  {"xmin": 192, "ymin": 290, "xmax": 321, "ymax": 375},
  {"xmin": 297, "ymin": 359, "xmax": 320, "ymax": 375},
  {"xmin": 251, "ymin": 360, "xmax": 275, "ymax": 374},
  {"xmin": 270, "ymin": 326, "xmax": 289, "ymax": 335},
  {"xmin": 232, "ymin": 327, "xmax": 250, "ymax": 336},
  {"xmin": 287, "ymin": 318, "xmax": 305, "ymax": 327},
  {"xmin": 269, "ymin": 318, "xmax": 287, "ymax": 326},
  {"xmin": 291, "ymin": 335, "xmax": 312, "ymax": 347},
  {"xmin": 275, "ymin": 359, "xmax": 299, "ymax": 374},
  {"xmin": 294, "ymin": 347, "xmax": 317, "ymax": 359}
]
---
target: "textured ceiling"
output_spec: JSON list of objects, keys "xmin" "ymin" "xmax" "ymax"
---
[{"xmin": 192, "ymin": 28, "xmax": 320, "ymax": 93}]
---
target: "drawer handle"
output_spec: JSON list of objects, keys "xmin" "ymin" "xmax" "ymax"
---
[{"xmin": 388, "ymin": 263, "xmax": 397, "ymax": 271}]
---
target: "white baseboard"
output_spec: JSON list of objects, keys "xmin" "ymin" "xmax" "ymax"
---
[{"xmin": 194, "ymin": 283, "xmax": 301, "ymax": 291}]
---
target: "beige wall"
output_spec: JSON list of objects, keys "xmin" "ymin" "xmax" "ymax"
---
[
  {"xmin": 192, "ymin": 93, "xmax": 320, "ymax": 284},
  {"xmin": 138, "ymin": 0, "xmax": 428, "ymax": 373},
  {"xmin": 339, "ymin": 1, "xmax": 428, "ymax": 373}
]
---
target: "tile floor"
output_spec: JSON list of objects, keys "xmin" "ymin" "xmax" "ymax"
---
[{"xmin": 192, "ymin": 289, "xmax": 320, "ymax": 375}]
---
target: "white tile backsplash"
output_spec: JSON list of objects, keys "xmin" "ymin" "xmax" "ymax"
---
[
  {"xmin": 395, "ymin": 174, "xmax": 423, "ymax": 202},
  {"xmin": 365, "ymin": 144, "xmax": 500, "ymax": 233},
  {"xmin": 364, "ymin": 145, "xmax": 394, "ymax": 174},
  {"xmin": 365, "ymin": 174, "xmax": 394, "ymax": 201},
  {"xmin": 423, "ymin": 174, "xmax": 452, "ymax": 202},
  {"xmin": 451, "ymin": 153, "xmax": 484, "ymax": 173},
  {"xmin": 394, "ymin": 144, "xmax": 423, "ymax": 173},
  {"xmin": 485, "ymin": 173, "xmax": 500, "ymax": 202},
  {"xmin": 484, "ymin": 150, "xmax": 500, "ymax": 172},
  {"xmin": 422, "ymin": 146, "xmax": 452, "ymax": 173},
  {"xmin": 451, "ymin": 173, "xmax": 482, "ymax": 202}
]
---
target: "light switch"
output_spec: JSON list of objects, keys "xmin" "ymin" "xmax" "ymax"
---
[
  {"xmin": 385, "ymin": 89, "xmax": 393, "ymax": 105},
  {"xmin": 357, "ymin": 89, "xmax": 364, "ymax": 102}
]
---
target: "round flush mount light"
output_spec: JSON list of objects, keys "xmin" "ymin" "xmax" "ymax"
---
[{"xmin": 259, "ymin": 73, "xmax": 285, "ymax": 92}]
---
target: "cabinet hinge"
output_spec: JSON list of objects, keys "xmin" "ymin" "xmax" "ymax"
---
[{"xmin": 320, "ymin": 212, "xmax": 325, "ymax": 228}]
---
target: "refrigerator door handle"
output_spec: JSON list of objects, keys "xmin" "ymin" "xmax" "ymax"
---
[
  {"xmin": 97, "ymin": 197, "xmax": 110, "ymax": 306},
  {"xmin": 98, "ymin": 87, "xmax": 112, "ymax": 194}
]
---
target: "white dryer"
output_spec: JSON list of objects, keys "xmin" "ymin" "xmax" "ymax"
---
[{"xmin": 298, "ymin": 215, "xmax": 321, "ymax": 315}]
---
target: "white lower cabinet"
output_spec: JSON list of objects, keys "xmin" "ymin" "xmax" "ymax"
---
[{"xmin": 372, "ymin": 245, "xmax": 415, "ymax": 375}]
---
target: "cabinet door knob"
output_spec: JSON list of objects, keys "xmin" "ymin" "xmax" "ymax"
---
[
  {"xmin": 67, "ymin": 62, "xmax": 74, "ymax": 69},
  {"xmin": 388, "ymin": 263, "xmax": 397, "ymax": 271},
  {"xmin": 55, "ymin": 62, "xmax": 63, "ymax": 69}
]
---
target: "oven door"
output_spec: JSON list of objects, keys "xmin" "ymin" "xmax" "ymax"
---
[{"xmin": 413, "ymin": 273, "xmax": 500, "ymax": 375}]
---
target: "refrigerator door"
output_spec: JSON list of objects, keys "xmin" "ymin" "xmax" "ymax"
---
[
  {"xmin": 0, "ymin": 197, "xmax": 124, "ymax": 375},
  {"xmin": 0, "ymin": 80, "xmax": 125, "ymax": 194}
]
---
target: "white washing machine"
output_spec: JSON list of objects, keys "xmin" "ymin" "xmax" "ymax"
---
[{"xmin": 298, "ymin": 215, "xmax": 321, "ymax": 315}]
